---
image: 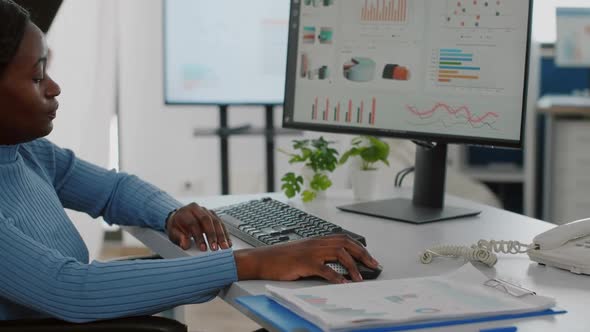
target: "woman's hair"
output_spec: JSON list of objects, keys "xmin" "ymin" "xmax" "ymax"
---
[{"xmin": 0, "ymin": 0, "xmax": 30, "ymax": 77}]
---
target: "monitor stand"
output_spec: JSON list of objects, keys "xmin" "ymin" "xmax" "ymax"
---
[{"xmin": 337, "ymin": 143, "xmax": 481, "ymax": 224}]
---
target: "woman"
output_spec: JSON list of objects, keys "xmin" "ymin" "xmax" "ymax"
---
[{"xmin": 0, "ymin": 0, "xmax": 379, "ymax": 323}]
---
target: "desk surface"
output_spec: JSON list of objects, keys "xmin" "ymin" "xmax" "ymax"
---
[
  {"xmin": 538, "ymin": 95, "xmax": 590, "ymax": 115},
  {"xmin": 124, "ymin": 190, "xmax": 589, "ymax": 332}
]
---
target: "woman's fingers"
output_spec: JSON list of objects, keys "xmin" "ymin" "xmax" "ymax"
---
[
  {"xmin": 188, "ymin": 221, "xmax": 207, "ymax": 251},
  {"xmin": 207, "ymin": 209, "xmax": 230, "ymax": 249},
  {"xmin": 168, "ymin": 226, "xmax": 190, "ymax": 250},
  {"xmin": 336, "ymin": 235, "xmax": 380, "ymax": 269},
  {"xmin": 167, "ymin": 203, "xmax": 236, "ymax": 251},
  {"xmin": 317, "ymin": 264, "xmax": 348, "ymax": 284},
  {"xmin": 188, "ymin": 203, "xmax": 218, "ymax": 250},
  {"xmin": 212, "ymin": 210, "xmax": 233, "ymax": 248},
  {"xmin": 334, "ymin": 248, "xmax": 363, "ymax": 282}
]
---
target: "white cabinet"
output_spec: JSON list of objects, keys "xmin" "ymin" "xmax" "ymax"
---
[{"xmin": 544, "ymin": 116, "xmax": 590, "ymax": 224}]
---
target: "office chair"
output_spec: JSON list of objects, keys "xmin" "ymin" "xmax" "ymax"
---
[
  {"xmin": 0, "ymin": 316, "xmax": 187, "ymax": 332},
  {"xmin": 0, "ymin": 255, "xmax": 187, "ymax": 332}
]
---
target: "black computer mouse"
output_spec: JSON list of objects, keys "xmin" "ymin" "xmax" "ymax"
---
[{"xmin": 326, "ymin": 261, "xmax": 383, "ymax": 280}]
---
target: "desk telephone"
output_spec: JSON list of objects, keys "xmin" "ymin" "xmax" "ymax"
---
[{"xmin": 421, "ymin": 217, "xmax": 590, "ymax": 275}]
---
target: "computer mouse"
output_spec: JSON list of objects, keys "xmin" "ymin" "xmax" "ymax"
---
[{"xmin": 326, "ymin": 261, "xmax": 382, "ymax": 280}]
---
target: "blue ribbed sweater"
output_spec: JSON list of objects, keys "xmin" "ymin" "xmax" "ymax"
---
[{"xmin": 0, "ymin": 139, "xmax": 237, "ymax": 322}]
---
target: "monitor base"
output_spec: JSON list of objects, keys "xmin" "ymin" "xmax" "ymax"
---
[{"xmin": 337, "ymin": 198, "xmax": 481, "ymax": 224}]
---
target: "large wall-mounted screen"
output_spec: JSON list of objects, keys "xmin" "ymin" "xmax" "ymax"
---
[{"xmin": 164, "ymin": 0, "xmax": 290, "ymax": 105}]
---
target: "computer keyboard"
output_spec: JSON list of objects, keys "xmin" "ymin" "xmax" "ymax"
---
[
  {"xmin": 213, "ymin": 198, "xmax": 381, "ymax": 280},
  {"xmin": 214, "ymin": 197, "xmax": 366, "ymax": 247}
]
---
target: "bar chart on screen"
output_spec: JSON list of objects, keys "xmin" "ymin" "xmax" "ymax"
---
[
  {"xmin": 360, "ymin": 0, "xmax": 408, "ymax": 24},
  {"xmin": 435, "ymin": 48, "xmax": 481, "ymax": 85},
  {"xmin": 310, "ymin": 96, "xmax": 378, "ymax": 126},
  {"xmin": 340, "ymin": 0, "xmax": 418, "ymax": 40},
  {"xmin": 427, "ymin": 46, "xmax": 516, "ymax": 93}
]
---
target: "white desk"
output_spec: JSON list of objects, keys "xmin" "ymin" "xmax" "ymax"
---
[{"xmin": 124, "ymin": 190, "xmax": 589, "ymax": 332}]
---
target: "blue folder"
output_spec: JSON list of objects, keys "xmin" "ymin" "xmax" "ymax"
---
[{"xmin": 236, "ymin": 295, "xmax": 566, "ymax": 332}]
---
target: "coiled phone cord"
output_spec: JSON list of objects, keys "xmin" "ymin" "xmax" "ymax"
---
[{"xmin": 420, "ymin": 240, "xmax": 533, "ymax": 267}]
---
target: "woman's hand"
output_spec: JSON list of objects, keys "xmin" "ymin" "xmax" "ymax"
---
[
  {"xmin": 165, "ymin": 203, "xmax": 232, "ymax": 251},
  {"xmin": 234, "ymin": 234, "xmax": 380, "ymax": 283}
]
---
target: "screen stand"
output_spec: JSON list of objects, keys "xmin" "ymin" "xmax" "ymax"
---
[
  {"xmin": 197, "ymin": 105, "xmax": 299, "ymax": 195},
  {"xmin": 219, "ymin": 105, "xmax": 230, "ymax": 195},
  {"xmin": 216, "ymin": 105, "xmax": 253, "ymax": 194},
  {"xmin": 338, "ymin": 143, "xmax": 481, "ymax": 224},
  {"xmin": 264, "ymin": 105, "xmax": 276, "ymax": 192}
]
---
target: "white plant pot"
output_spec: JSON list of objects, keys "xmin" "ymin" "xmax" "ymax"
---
[
  {"xmin": 351, "ymin": 169, "xmax": 379, "ymax": 201},
  {"xmin": 300, "ymin": 166, "xmax": 328, "ymax": 200}
]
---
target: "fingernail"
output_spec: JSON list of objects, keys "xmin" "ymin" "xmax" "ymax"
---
[
  {"xmin": 211, "ymin": 243, "xmax": 218, "ymax": 250},
  {"xmin": 341, "ymin": 279, "xmax": 350, "ymax": 284},
  {"xmin": 371, "ymin": 258, "xmax": 379, "ymax": 265},
  {"xmin": 200, "ymin": 244, "xmax": 207, "ymax": 251},
  {"xmin": 358, "ymin": 274, "xmax": 364, "ymax": 281}
]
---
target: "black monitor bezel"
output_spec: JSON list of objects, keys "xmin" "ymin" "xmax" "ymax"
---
[
  {"xmin": 282, "ymin": 0, "xmax": 534, "ymax": 149},
  {"xmin": 162, "ymin": 0, "xmax": 286, "ymax": 106}
]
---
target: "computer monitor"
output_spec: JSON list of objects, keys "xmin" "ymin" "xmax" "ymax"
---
[
  {"xmin": 163, "ymin": 0, "xmax": 290, "ymax": 105},
  {"xmin": 556, "ymin": 7, "xmax": 590, "ymax": 68},
  {"xmin": 283, "ymin": 0, "xmax": 533, "ymax": 224}
]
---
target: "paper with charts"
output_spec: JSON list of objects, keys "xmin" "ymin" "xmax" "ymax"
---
[{"xmin": 267, "ymin": 264, "xmax": 555, "ymax": 332}]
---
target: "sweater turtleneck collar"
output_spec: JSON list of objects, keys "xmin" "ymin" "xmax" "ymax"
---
[{"xmin": 0, "ymin": 144, "xmax": 20, "ymax": 163}]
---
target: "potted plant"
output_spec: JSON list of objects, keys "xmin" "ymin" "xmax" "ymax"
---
[
  {"xmin": 339, "ymin": 136, "xmax": 390, "ymax": 200},
  {"xmin": 279, "ymin": 137, "xmax": 340, "ymax": 202}
]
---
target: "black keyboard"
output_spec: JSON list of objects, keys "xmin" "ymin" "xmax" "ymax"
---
[{"xmin": 214, "ymin": 197, "xmax": 366, "ymax": 247}]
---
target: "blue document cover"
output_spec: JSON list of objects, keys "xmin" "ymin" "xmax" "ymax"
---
[{"xmin": 236, "ymin": 295, "xmax": 566, "ymax": 332}]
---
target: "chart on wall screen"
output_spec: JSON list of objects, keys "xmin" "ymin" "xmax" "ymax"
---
[{"xmin": 443, "ymin": 0, "xmax": 522, "ymax": 30}]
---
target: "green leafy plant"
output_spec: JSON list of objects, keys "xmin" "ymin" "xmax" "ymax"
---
[
  {"xmin": 280, "ymin": 173, "xmax": 303, "ymax": 199},
  {"xmin": 279, "ymin": 137, "xmax": 340, "ymax": 202},
  {"xmin": 339, "ymin": 136, "xmax": 390, "ymax": 171}
]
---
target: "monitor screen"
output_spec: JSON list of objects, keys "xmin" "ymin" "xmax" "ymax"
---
[
  {"xmin": 556, "ymin": 7, "xmax": 590, "ymax": 67},
  {"xmin": 283, "ymin": 0, "xmax": 532, "ymax": 148},
  {"xmin": 164, "ymin": 0, "xmax": 290, "ymax": 105}
]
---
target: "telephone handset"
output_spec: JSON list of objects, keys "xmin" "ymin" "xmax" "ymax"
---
[
  {"xmin": 421, "ymin": 217, "xmax": 590, "ymax": 275},
  {"xmin": 528, "ymin": 217, "xmax": 590, "ymax": 275}
]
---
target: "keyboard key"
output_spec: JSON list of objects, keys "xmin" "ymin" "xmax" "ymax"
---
[{"xmin": 221, "ymin": 215, "xmax": 244, "ymax": 229}]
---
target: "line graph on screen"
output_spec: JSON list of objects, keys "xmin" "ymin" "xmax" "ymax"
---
[{"xmin": 406, "ymin": 102, "xmax": 499, "ymax": 130}]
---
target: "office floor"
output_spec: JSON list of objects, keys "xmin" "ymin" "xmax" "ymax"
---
[{"xmin": 100, "ymin": 242, "xmax": 261, "ymax": 332}]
